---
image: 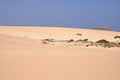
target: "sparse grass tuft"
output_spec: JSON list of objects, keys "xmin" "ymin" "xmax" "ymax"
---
[
  {"xmin": 41, "ymin": 38, "xmax": 54, "ymax": 44},
  {"xmin": 76, "ymin": 33, "xmax": 82, "ymax": 36},
  {"xmin": 67, "ymin": 39, "xmax": 74, "ymax": 43}
]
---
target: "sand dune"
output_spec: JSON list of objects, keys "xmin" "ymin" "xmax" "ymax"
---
[
  {"xmin": 0, "ymin": 26, "xmax": 120, "ymax": 41},
  {"xmin": 0, "ymin": 26, "xmax": 120, "ymax": 80}
]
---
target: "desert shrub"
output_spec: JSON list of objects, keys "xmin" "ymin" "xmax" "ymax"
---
[
  {"xmin": 41, "ymin": 38, "xmax": 54, "ymax": 44},
  {"xmin": 83, "ymin": 39, "xmax": 88, "ymax": 42},
  {"xmin": 108, "ymin": 42, "xmax": 116, "ymax": 48},
  {"xmin": 86, "ymin": 45, "xmax": 89, "ymax": 47},
  {"xmin": 114, "ymin": 36, "xmax": 120, "ymax": 39},
  {"xmin": 119, "ymin": 42, "xmax": 120, "ymax": 45},
  {"xmin": 75, "ymin": 39, "xmax": 83, "ymax": 42},
  {"xmin": 42, "ymin": 41, "xmax": 48, "ymax": 44},
  {"xmin": 88, "ymin": 41, "xmax": 94, "ymax": 46},
  {"xmin": 43, "ymin": 39, "xmax": 54, "ymax": 42},
  {"xmin": 106, "ymin": 42, "xmax": 120, "ymax": 48},
  {"xmin": 96, "ymin": 39, "xmax": 111, "ymax": 48},
  {"xmin": 103, "ymin": 43, "xmax": 112, "ymax": 48},
  {"xmin": 67, "ymin": 39, "xmax": 74, "ymax": 43},
  {"xmin": 76, "ymin": 33, "xmax": 82, "ymax": 36},
  {"xmin": 115, "ymin": 42, "xmax": 120, "ymax": 47},
  {"xmin": 96, "ymin": 39, "xmax": 109, "ymax": 43}
]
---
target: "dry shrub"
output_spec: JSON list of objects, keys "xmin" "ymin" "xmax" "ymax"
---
[{"xmin": 67, "ymin": 39, "xmax": 74, "ymax": 43}]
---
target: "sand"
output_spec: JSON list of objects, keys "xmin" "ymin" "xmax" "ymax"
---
[
  {"xmin": 0, "ymin": 26, "xmax": 120, "ymax": 80},
  {"xmin": 0, "ymin": 26, "xmax": 120, "ymax": 41}
]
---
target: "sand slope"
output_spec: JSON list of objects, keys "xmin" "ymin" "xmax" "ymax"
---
[
  {"xmin": 0, "ymin": 26, "xmax": 120, "ymax": 41},
  {"xmin": 0, "ymin": 26, "xmax": 120, "ymax": 80}
]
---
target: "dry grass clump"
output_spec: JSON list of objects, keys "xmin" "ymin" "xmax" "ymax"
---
[
  {"xmin": 67, "ymin": 39, "xmax": 74, "ymax": 43},
  {"xmin": 41, "ymin": 39, "xmax": 54, "ymax": 44},
  {"xmin": 75, "ymin": 39, "xmax": 83, "ymax": 42},
  {"xmin": 76, "ymin": 33, "xmax": 82, "ymax": 36}
]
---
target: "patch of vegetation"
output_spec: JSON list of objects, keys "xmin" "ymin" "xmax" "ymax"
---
[
  {"xmin": 95, "ymin": 39, "xmax": 120, "ymax": 48},
  {"xmin": 96, "ymin": 39, "xmax": 109, "ymax": 43},
  {"xmin": 76, "ymin": 33, "xmax": 82, "ymax": 36},
  {"xmin": 40, "ymin": 37, "xmax": 120, "ymax": 48},
  {"xmin": 75, "ymin": 39, "xmax": 83, "ymax": 42},
  {"xmin": 114, "ymin": 36, "xmax": 120, "ymax": 39},
  {"xmin": 119, "ymin": 42, "xmax": 120, "ymax": 45},
  {"xmin": 42, "ymin": 41, "xmax": 48, "ymax": 44},
  {"xmin": 67, "ymin": 39, "xmax": 74, "ymax": 43},
  {"xmin": 86, "ymin": 45, "xmax": 89, "ymax": 47},
  {"xmin": 83, "ymin": 39, "xmax": 88, "ymax": 42},
  {"xmin": 96, "ymin": 39, "xmax": 110, "ymax": 48},
  {"xmin": 43, "ymin": 39, "xmax": 54, "ymax": 42},
  {"xmin": 41, "ymin": 38, "xmax": 54, "ymax": 44}
]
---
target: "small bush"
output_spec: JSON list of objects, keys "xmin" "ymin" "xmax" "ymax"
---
[
  {"xmin": 41, "ymin": 38, "xmax": 54, "ymax": 44},
  {"xmin": 44, "ymin": 39, "xmax": 54, "ymax": 42},
  {"xmin": 119, "ymin": 42, "xmax": 120, "ymax": 45},
  {"xmin": 114, "ymin": 36, "xmax": 120, "ymax": 39},
  {"xmin": 76, "ymin": 33, "xmax": 82, "ymax": 36},
  {"xmin": 67, "ymin": 39, "xmax": 74, "ymax": 43},
  {"xmin": 42, "ymin": 41, "xmax": 48, "ymax": 44},
  {"xmin": 86, "ymin": 45, "xmax": 89, "ymax": 47},
  {"xmin": 96, "ymin": 39, "xmax": 109, "ymax": 43},
  {"xmin": 83, "ymin": 39, "xmax": 88, "ymax": 42},
  {"xmin": 75, "ymin": 39, "xmax": 83, "ymax": 42}
]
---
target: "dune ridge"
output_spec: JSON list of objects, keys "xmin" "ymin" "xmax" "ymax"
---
[{"xmin": 0, "ymin": 26, "xmax": 120, "ymax": 41}]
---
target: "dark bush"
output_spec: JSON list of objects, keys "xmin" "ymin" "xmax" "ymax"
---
[
  {"xmin": 67, "ymin": 39, "xmax": 74, "ymax": 43},
  {"xmin": 76, "ymin": 33, "xmax": 82, "ymax": 36},
  {"xmin": 86, "ymin": 45, "xmax": 89, "ymax": 47},
  {"xmin": 42, "ymin": 41, "xmax": 48, "ymax": 44},
  {"xmin": 44, "ymin": 39, "xmax": 54, "ymax": 42},
  {"xmin": 119, "ymin": 42, "xmax": 120, "ymax": 45},
  {"xmin": 41, "ymin": 38, "xmax": 54, "ymax": 44},
  {"xmin": 114, "ymin": 36, "xmax": 120, "ymax": 39},
  {"xmin": 75, "ymin": 39, "xmax": 83, "ymax": 42},
  {"xmin": 83, "ymin": 39, "xmax": 88, "ymax": 42},
  {"xmin": 96, "ymin": 39, "xmax": 109, "ymax": 43}
]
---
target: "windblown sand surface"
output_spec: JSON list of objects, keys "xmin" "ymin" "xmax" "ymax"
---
[
  {"xmin": 0, "ymin": 26, "xmax": 120, "ymax": 80},
  {"xmin": 0, "ymin": 26, "xmax": 120, "ymax": 41}
]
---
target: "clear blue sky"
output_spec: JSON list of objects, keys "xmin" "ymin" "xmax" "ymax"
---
[{"xmin": 0, "ymin": 0, "xmax": 120, "ymax": 31}]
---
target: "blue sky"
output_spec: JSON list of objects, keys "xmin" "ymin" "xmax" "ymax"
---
[{"xmin": 0, "ymin": 0, "xmax": 120, "ymax": 31}]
